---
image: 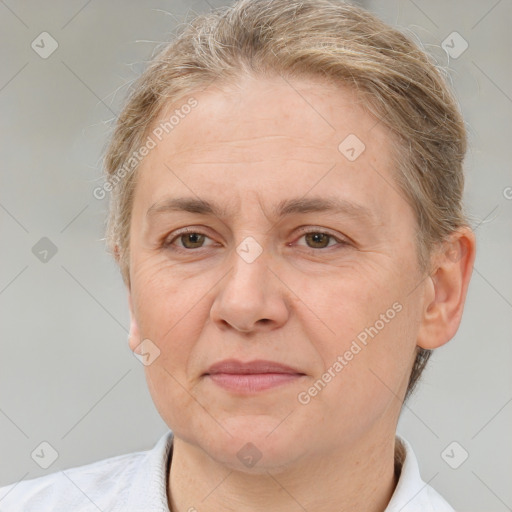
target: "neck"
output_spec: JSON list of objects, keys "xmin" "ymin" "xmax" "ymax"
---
[{"xmin": 168, "ymin": 429, "xmax": 399, "ymax": 512}]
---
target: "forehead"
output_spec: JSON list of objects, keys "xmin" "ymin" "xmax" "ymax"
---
[
  {"xmin": 133, "ymin": 74, "xmax": 411, "ymax": 229},
  {"xmin": 152, "ymin": 74, "xmax": 385, "ymax": 163}
]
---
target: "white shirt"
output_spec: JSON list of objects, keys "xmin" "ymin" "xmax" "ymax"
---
[{"xmin": 0, "ymin": 431, "xmax": 454, "ymax": 511}]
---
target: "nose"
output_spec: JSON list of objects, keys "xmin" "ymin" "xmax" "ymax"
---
[{"xmin": 209, "ymin": 241, "xmax": 291, "ymax": 334}]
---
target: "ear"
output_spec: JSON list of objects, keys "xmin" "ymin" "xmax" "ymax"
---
[
  {"xmin": 417, "ymin": 226, "xmax": 476, "ymax": 349},
  {"xmin": 127, "ymin": 291, "xmax": 141, "ymax": 352},
  {"xmin": 114, "ymin": 243, "xmax": 131, "ymax": 289},
  {"xmin": 113, "ymin": 243, "xmax": 121, "ymax": 263}
]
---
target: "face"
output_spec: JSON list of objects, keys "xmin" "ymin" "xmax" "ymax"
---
[{"xmin": 127, "ymin": 75, "xmax": 427, "ymax": 472}]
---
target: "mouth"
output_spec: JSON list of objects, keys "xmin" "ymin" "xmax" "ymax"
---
[{"xmin": 204, "ymin": 359, "xmax": 306, "ymax": 393}]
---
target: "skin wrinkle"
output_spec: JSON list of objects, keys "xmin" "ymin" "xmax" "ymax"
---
[
  {"xmin": 166, "ymin": 158, "xmax": 335, "ymax": 164},
  {"xmin": 144, "ymin": 195, "xmax": 382, "ymax": 233},
  {"xmin": 124, "ymin": 75, "xmax": 475, "ymax": 512},
  {"xmin": 167, "ymin": 144, "xmax": 341, "ymax": 164},
  {"xmin": 141, "ymin": 213, "xmax": 390, "ymax": 273},
  {"xmin": 92, "ymin": 3, "xmax": 477, "ymax": 506}
]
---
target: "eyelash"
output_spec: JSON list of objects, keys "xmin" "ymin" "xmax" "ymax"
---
[{"xmin": 162, "ymin": 227, "xmax": 349, "ymax": 253}]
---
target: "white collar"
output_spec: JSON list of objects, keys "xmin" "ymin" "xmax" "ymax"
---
[
  {"xmin": 124, "ymin": 431, "xmax": 454, "ymax": 511},
  {"xmin": 386, "ymin": 435, "xmax": 454, "ymax": 511}
]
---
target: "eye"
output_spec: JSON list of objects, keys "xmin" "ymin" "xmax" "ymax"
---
[
  {"xmin": 164, "ymin": 229, "xmax": 216, "ymax": 251},
  {"xmin": 163, "ymin": 227, "xmax": 349, "ymax": 253},
  {"xmin": 294, "ymin": 228, "xmax": 348, "ymax": 250}
]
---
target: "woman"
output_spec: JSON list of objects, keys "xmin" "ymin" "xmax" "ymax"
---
[{"xmin": 1, "ymin": 0, "xmax": 475, "ymax": 510}]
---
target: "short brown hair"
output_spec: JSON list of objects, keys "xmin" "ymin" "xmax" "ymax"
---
[{"xmin": 103, "ymin": 0, "xmax": 469, "ymax": 400}]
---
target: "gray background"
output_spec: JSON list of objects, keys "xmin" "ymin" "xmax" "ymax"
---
[{"xmin": 0, "ymin": 0, "xmax": 511, "ymax": 509}]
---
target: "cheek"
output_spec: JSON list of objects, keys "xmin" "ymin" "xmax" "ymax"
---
[
  {"xmin": 144, "ymin": 362, "xmax": 213, "ymax": 449},
  {"xmin": 303, "ymin": 263, "xmax": 403, "ymax": 345},
  {"xmin": 303, "ymin": 262, "xmax": 418, "ymax": 402},
  {"xmin": 131, "ymin": 256, "xmax": 201, "ymax": 333},
  {"xmin": 302, "ymin": 309, "xmax": 416, "ymax": 445},
  {"xmin": 130, "ymin": 260, "xmax": 203, "ymax": 382},
  {"xmin": 133, "ymin": 260, "xmax": 211, "ymax": 437}
]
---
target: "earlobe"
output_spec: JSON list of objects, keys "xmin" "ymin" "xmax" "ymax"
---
[
  {"xmin": 127, "ymin": 292, "xmax": 140, "ymax": 351},
  {"xmin": 113, "ymin": 244, "xmax": 121, "ymax": 263},
  {"xmin": 417, "ymin": 227, "xmax": 476, "ymax": 350}
]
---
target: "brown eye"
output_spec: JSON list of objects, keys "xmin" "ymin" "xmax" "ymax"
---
[
  {"xmin": 178, "ymin": 232, "xmax": 206, "ymax": 249},
  {"xmin": 293, "ymin": 228, "xmax": 350, "ymax": 251},
  {"xmin": 304, "ymin": 232, "xmax": 332, "ymax": 249},
  {"xmin": 163, "ymin": 228, "xmax": 219, "ymax": 254}
]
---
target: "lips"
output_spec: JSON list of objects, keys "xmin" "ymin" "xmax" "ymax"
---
[
  {"xmin": 204, "ymin": 359, "xmax": 305, "ymax": 393},
  {"xmin": 206, "ymin": 359, "xmax": 304, "ymax": 375}
]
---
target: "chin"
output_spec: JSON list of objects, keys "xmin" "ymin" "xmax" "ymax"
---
[{"xmin": 197, "ymin": 415, "xmax": 309, "ymax": 473}]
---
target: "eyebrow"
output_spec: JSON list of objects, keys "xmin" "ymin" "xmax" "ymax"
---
[{"xmin": 146, "ymin": 196, "xmax": 376, "ymax": 223}]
